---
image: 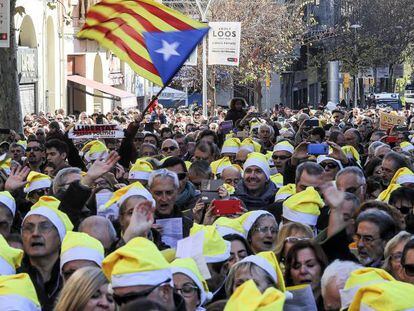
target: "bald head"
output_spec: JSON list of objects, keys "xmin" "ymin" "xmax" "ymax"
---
[
  {"xmin": 221, "ymin": 166, "xmax": 242, "ymax": 188},
  {"xmin": 78, "ymin": 216, "xmax": 117, "ymax": 251}
]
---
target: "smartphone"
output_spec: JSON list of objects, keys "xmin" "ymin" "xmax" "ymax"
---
[
  {"xmin": 305, "ymin": 119, "xmax": 319, "ymax": 127},
  {"xmin": 307, "ymin": 143, "xmax": 329, "ymax": 155},
  {"xmin": 386, "ymin": 136, "xmax": 398, "ymax": 143},
  {"xmin": 201, "ymin": 180, "xmax": 223, "ymax": 192},
  {"xmin": 220, "ymin": 120, "xmax": 234, "ymax": 134},
  {"xmin": 200, "ymin": 192, "xmax": 220, "ymax": 204},
  {"xmin": 212, "ymin": 199, "xmax": 242, "ymax": 216}
]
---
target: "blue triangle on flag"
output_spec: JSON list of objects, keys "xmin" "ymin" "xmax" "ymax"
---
[{"xmin": 144, "ymin": 28, "xmax": 209, "ymax": 86}]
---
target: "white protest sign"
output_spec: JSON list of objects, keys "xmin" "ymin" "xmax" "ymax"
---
[
  {"xmin": 96, "ymin": 190, "xmax": 119, "ymax": 221},
  {"xmin": 208, "ymin": 22, "xmax": 241, "ymax": 66},
  {"xmin": 0, "ymin": 0, "xmax": 10, "ymax": 48},
  {"xmin": 69, "ymin": 124, "xmax": 125, "ymax": 139},
  {"xmin": 155, "ymin": 218, "xmax": 183, "ymax": 248}
]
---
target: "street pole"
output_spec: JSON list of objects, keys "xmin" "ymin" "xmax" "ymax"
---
[
  {"xmin": 196, "ymin": 0, "xmax": 214, "ymax": 118},
  {"xmin": 350, "ymin": 24, "xmax": 361, "ymax": 108}
]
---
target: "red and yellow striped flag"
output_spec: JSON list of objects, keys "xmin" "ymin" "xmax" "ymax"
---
[{"xmin": 78, "ymin": 0, "xmax": 209, "ymax": 86}]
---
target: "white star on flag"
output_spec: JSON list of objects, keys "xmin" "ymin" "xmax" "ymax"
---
[{"xmin": 155, "ymin": 40, "xmax": 181, "ymax": 62}]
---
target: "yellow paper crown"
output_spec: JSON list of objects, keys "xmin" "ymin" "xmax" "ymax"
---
[
  {"xmin": 190, "ymin": 224, "xmax": 231, "ymax": 263},
  {"xmin": 214, "ymin": 216, "xmax": 246, "ymax": 238},
  {"xmin": 273, "ymin": 141, "xmax": 294, "ymax": 154},
  {"xmin": 102, "ymin": 237, "xmax": 171, "ymax": 288},
  {"xmin": 377, "ymin": 184, "xmax": 401, "ymax": 203},
  {"xmin": 390, "ymin": 167, "xmax": 414, "ymax": 185},
  {"xmin": 60, "ymin": 231, "xmax": 105, "ymax": 271},
  {"xmin": 0, "ymin": 158, "xmax": 11, "ymax": 175},
  {"xmin": 0, "ymin": 273, "xmax": 40, "ymax": 309},
  {"xmin": 222, "ymin": 138, "xmax": 241, "ymax": 155},
  {"xmin": 238, "ymin": 251, "xmax": 286, "ymax": 292},
  {"xmin": 243, "ymin": 152, "xmax": 271, "ymax": 179},
  {"xmin": 0, "ymin": 234, "xmax": 23, "ymax": 275},
  {"xmin": 210, "ymin": 157, "xmax": 232, "ymax": 176},
  {"xmin": 102, "ymin": 181, "xmax": 154, "ymax": 211},
  {"xmin": 16, "ymin": 140, "xmax": 27, "ymax": 150},
  {"xmin": 24, "ymin": 171, "xmax": 52, "ymax": 194},
  {"xmin": 341, "ymin": 145, "xmax": 360, "ymax": 163},
  {"xmin": 282, "ymin": 187, "xmax": 323, "ymax": 226},
  {"xmin": 171, "ymin": 258, "xmax": 212, "ymax": 305},
  {"xmin": 275, "ymin": 184, "xmax": 296, "ymax": 201},
  {"xmin": 348, "ymin": 280, "xmax": 414, "ymax": 311},
  {"xmin": 80, "ymin": 140, "xmax": 108, "ymax": 162},
  {"xmin": 237, "ymin": 210, "xmax": 275, "ymax": 234},
  {"xmin": 270, "ymin": 173, "xmax": 284, "ymax": 188},
  {"xmin": 128, "ymin": 159, "xmax": 153, "ymax": 181},
  {"xmin": 400, "ymin": 141, "xmax": 414, "ymax": 152},
  {"xmin": 224, "ymin": 279, "xmax": 285, "ymax": 311},
  {"xmin": 241, "ymin": 138, "xmax": 262, "ymax": 153},
  {"xmin": 23, "ymin": 196, "xmax": 73, "ymax": 241},
  {"xmin": 0, "ymin": 191, "xmax": 16, "ymax": 217}
]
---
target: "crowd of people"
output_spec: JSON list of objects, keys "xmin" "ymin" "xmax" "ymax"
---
[{"xmin": 1, "ymin": 97, "xmax": 414, "ymax": 310}]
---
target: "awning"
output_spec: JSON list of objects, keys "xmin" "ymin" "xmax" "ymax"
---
[{"xmin": 67, "ymin": 75, "xmax": 137, "ymax": 108}]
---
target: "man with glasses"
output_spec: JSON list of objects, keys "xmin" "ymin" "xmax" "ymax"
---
[
  {"xmin": 161, "ymin": 157, "xmax": 200, "ymax": 212},
  {"xmin": 354, "ymin": 209, "xmax": 398, "ymax": 267},
  {"xmin": 26, "ymin": 139, "xmax": 45, "ymax": 173},
  {"xmin": 20, "ymin": 196, "xmax": 73, "ymax": 311},
  {"xmin": 161, "ymin": 139, "xmax": 180, "ymax": 158},
  {"xmin": 400, "ymin": 239, "xmax": 414, "ymax": 284},
  {"xmin": 336, "ymin": 167, "xmax": 367, "ymax": 203},
  {"xmin": 103, "ymin": 237, "xmax": 185, "ymax": 310},
  {"xmin": 221, "ymin": 166, "xmax": 242, "ymax": 188},
  {"xmin": 381, "ymin": 151, "xmax": 409, "ymax": 187},
  {"xmin": 317, "ymin": 156, "xmax": 343, "ymax": 182},
  {"xmin": 35, "ymin": 128, "xmax": 47, "ymax": 144},
  {"xmin": 272, "ymin": 141, "xmax": 293, "ymax": 175}
]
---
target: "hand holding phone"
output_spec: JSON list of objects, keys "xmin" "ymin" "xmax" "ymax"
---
[
  {"xmin": 212, "ymin": 199, "xmax": 242, "ymax": 216},
  {"xmin": 307, "ymin": 143, "xmax": 329, "ymax": 155}
]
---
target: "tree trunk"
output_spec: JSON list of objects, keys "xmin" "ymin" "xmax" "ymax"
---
[{"xmin": 0, "ymin": 0, "xmax": 22, "ymax": 132}]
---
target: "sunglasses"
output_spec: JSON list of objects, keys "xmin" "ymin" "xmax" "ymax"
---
[
  {"xmin": 26, "ymin": 147, "xmax": 42, "ymax": 152},
  {"xmin": 162, "ymin": 146, "xmax": 178, "ymax": 152},
  {"xmin": 113, "ymin": 279, "xmax": 170, "ymax": 305},
  {"xmin": 321, "ymin": 162, "xmax": 339, "ymax": 170},
  {"xmin": 404, "ymin": 264, "xmax": 414, "ymax": 277},
  {"xmin": 398, "ymin": 206, "xmax": 411, "ymax": 215},
  {"xmin": 272, "ymin": 155, "xmax": 291, "ymax": 160}
]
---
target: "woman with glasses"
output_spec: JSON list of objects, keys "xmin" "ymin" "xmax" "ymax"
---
[
  {"xmin": 284, "ymin": 240, "xmax": 328, "ymax": 310},
  {"xmin": 171, "ymin": 258, "xmax": 211, "ymax": 311},
  {"xmin": 382, "ymin": 231, "xmax": 412, "ymax": 280},
  {"xmin": 274, "ymin": 222, "xmax": 314, "ymax": 264},
  {"xmin": 245, "ymin": 211, "xmax": 278, "ymax": 254},
  {"xmin": 55, "ymin": 266, "xmax": 115, "ymax": 311}
]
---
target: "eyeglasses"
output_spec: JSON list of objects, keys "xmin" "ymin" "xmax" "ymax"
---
[
  {"xmin": 26, "ymin": 147, "xmax": 42, "ymax": 152},
  {"xmin": 254, "ymin": 226, "xmax": 278, "ymax": 235},
  {"xmin": 397, "ymin": 205, "xmax": 412, "ymax": 215},
  {"xmin": 321, "ymin": 162, "xmax": 339, "ymax": 170},
  {"xmin": 345, "ymin": 184, "xmax": 364, "ymax": 194},
  {"xmin": 285, "ymin": 236, "xmax": 310, "ymax": 243},
  {"xmin": 174, "ymin": 283, "xmax": 199, "ymax": 298},
  {"xmin": 162, "ymin": 146, "xmax": 178, "ymax": 152},
  {"xmin": 113, "ymin": 279, "xmax": 170, "ymax": 305},
  {"xmin": 22, "ymin": 221, "xmax": 55, "ymax": 234},
  {"xmin": 272, "ymin": 155, "xmax": 291, "ymax": 161},
  {"xmin": 353, "ymin": 234, "xmax": 380, "ymax": 245},
  {"xmin": 177, "ymin": 173, "xmax": 187, "ymax": 181},
  {"xmin": 404, "ymin": 264, "xmax": 414, "ymax": 276},
  {"xmin": 390, "ymin": 252, "xmax": 403, "ymax": 262}
]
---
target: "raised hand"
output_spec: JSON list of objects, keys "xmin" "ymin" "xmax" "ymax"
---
[
  {"xmin": 82, "ymin": 151, "xmax": 121, "ymax": 187},
  {"xmin": 123, "ymin": 200, "xmax": 155, "ymax": 243},
  {"xmin": 5, "ymin": 165, "xmax": 30, "ymax": 192},
  {"xmin": 292, "ymin": 141, "xmax": 309, "ymax": 166},
  {"xmin": 327, "ymin": 141, "xmax": 348, "ymax": 164}
]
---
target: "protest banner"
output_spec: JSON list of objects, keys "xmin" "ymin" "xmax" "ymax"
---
[
  {"xmin": 208, "ymin": 22, "xmax": 241, "ymax": 66},
  {"xmin": 68, "ymin": 124, "xmax": 125, "ymax": 139},
  {"xmin": 379, "ymin": 111, "xmax": 405, "ymax": 130}
]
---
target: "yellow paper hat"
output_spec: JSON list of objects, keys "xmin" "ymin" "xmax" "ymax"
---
[
  {"xmin": 238, "ymin": 251, "xmax": 286, "ymax": 292},
  {"xmin": 401, "ymin": 141, "xmax": 414, "ymax": 152},
  {"xmin": 275, "ymin": 184, "xmax": 296, "ymax": 201},
  {"xmin": 222, "ymin": 138, "xmax": 241, "ymax": 155},
  {"xmin": 0, "ymin": 191, "xmax": 16, "ymax": 217},
  {"xmin": 241, "ymin": 138, "xmax": 262, "ymax": 153},
  {"xmin": 243, "ymin": 152, "xmax": 271, "ymax": 179},
  {"xmin": 316, "ymin": 155, "xmax": 344, "ymax": 170},
  {"xmin": 377, "ymin": 184, "xmax": 401, "ymax": 203},
  {"xmin": 171, "ymin": 258, "xmax": 212, "ymax": 305},
  {"xmin": 282, "ymin": 187, "xmax": 323, "ymax": 226},
  {"xmin": 24, "ymin": 171, "xmax": 52, "ymax": 194},
  {"xmin": 348, "ymin": 281, "xmax": 414, "ymax": 311},
  {"xmin": 0, "ymin": 273, "xmax": 40, "ymax": 310},
  {"xmin": 101, "ymin": 181, "xmax": 155, "ymax": 212},
  {"xmin": 214, "ymin": 216, "xmax": 246, "ymax": 238},
  {"xmin": 270, "ymin": 173, "xmax": 284, "ymax": 188},
  {"xmin": 0, "ymin": 157, "xmax": 11, "ymax": 175},
  {"xmin": 341, "ymin": 145, "xmax": 360, "ymax": 164},
  {"xmin": 128, "ymin": 159, "xmax": 153, "ymax": 181},
  {"xmin": 273, "ymin": 141, "xmax": 294, "ymax": 154},
  {"xmin": 340, "ymin": 267, "xmax": 395, "ymax": 310},
  {"xmin": 222, "ymin": 182, "xmax": 235, "ymax": 195},
  {"xmin": 80, "ymin": 140, "xmax": 109, "ymax": 162},
  {"xmin": 190, "ymin": 224, "xmax": 231, "ymax": 263},
  {"xmin": 224, "ymin": 279, "xmax": 285, "ymax": 311},
  {"xmin": 185, "ymin": 161, "xmax": 192, "ymax": 171},
  {"xmin": 210, "ymin": 157, "xmax": 233, "ymax": 176},
  {"xmin": 60, "ymin": 231, "xmax": 105, "ymax": 271},
  {"xmin": 238, "ymin": 210, "xmax": 275, "ymax": 234},
  {"xmin": 102, "ymin": 237, "xmax": 172, "ymax": 288},
  {"xmin": 23, "ymin": 196, "xmax": 73, "ymax": 241},
  {"xmin": 0, "ymin": 234, "xmax": 23, "ymax": 275},
  {"xmin": 390, "ymin": 167, "xmax": 414, "ymax": 185},
  {"xmin": 16, "ymin": 140, "xmax": 27, "ymax": 150}
]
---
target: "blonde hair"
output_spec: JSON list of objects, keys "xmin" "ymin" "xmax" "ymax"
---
[
  {"xmin": 382, "ymin": 230, "xmax": 413, "ymax": 274},
  {"xmin": 54, "ymin": 266, "xmax": 110, "ymax": 311},
  {"xmin": 274, "ymin": 222, "xmax": 314, "ymax": 261}
]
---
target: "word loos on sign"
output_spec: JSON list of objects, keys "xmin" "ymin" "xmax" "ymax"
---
[{"xmin": 212, "ymin": 29, "xmax": 237, "ymax": 38}]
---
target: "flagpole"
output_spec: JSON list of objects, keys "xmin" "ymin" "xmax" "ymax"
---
[{"xmin": 141, "ymin": 84, "xmax": 167, "ymax": 116}]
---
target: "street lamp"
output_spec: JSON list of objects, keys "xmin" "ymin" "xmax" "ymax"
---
[{"xmin": 350, "ymin": 24, "xmax": 361, "ymax": 108}]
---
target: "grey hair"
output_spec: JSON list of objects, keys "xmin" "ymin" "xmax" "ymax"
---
[
  {"xmin": 368, "ymin": 141, "xmax": 385, "ymax": 156},
  {"xmin": 52, "ymin": 167, "xmax": 82, "ymax": 195},
  {"xmin": 148, "ymin": 169, "xmax": 179, "ymax": 189},
  {"xmin": 321, "ymin": 260, "xmax": 362, "ymax": 298},
  {"xmin": 295, "ymin": 162, "xmax": 324, "ymax": 184},
  {"xmin": 161, "ymin": 139, "xmax": 179, "ymax": 149},
  {"xmin": 336, "ymin": 166, "xmax": 366, "ymax": 185},
  {"xmin": 382, "ymin": 231, "xmax": 413, "ymax": 273}
]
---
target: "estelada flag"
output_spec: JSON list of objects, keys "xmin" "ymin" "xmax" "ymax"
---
[{"xmin": 78, "ymin": 0, "xmax": 209, "ymax": 87}]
